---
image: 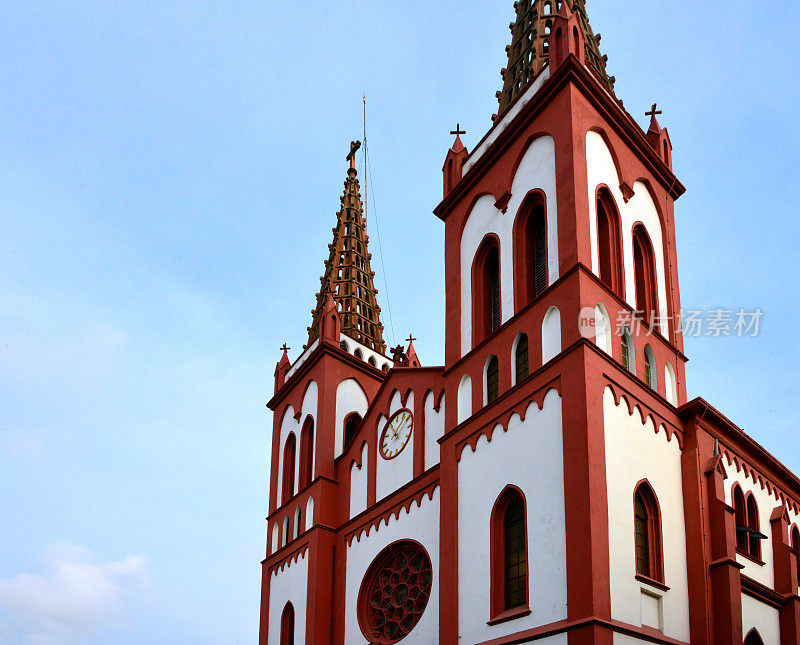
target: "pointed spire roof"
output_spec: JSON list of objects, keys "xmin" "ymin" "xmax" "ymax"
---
[
  {"xmin": 495, "ymin": 0, "xmax": 614, "ymax": 121},
  {"xmin": 307, "ymin": 141, "xmax": 386, "ymax": 354}
]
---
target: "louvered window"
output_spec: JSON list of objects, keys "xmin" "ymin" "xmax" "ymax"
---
[
  {"xmin": 634, "ymin": 493, "xmax": 650, "ymax": 577},
  {"xmin": 533, "ymin": 215, "xmax": 547, "ymax": 296},
  {"xmin": 490, "ymin": 258, "xmax": 501, "ymax": 333}
]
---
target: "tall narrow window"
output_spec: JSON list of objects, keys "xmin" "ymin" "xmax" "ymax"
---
[
  {"xmin": 633, "ymin": 482, "xmax": 663, "ymax": 582},
  {"xmin": 343, "ymin": 413, "xmax": 362, "ymax": 452},
  {"xmin": 514, "ymin": 334, "xmax": 529, "ymax": 385},
  {"xmin": 298, "ymin": 418, "xmax": 314, "ymax": 490},
  {"xmin": 746, "ymin": 495, "xmax": 762, "ymax": 560},
  {"xmin": 514, "ymin": 194, "xmax": 547, "ymax": 310},
  {"xmin": 473, "ymin": 237, "xmax": 502, "ymax": 344},
  {"xmin": 633, "ymin": 225, "xmax": 658, "ymax": 328},
  {"xmin": 644, "ymin": 345, "xmax": 657, "ymax": 390},
  {"xmin": 791, "ymin": 526, "xmax": 800, "ymax": 584},
  {"xmin": 281, "ymin": 433, "xmax": 296, "ymax": 503},
  {"xmin": 621, "ymin": 327, "xmax": 635, "ymax": 373},
  {"xmin": 490, "ymin": 487, "xmax": 529, "ymax": 618},
  {"xmin": 280, "ymin": 602, "xmax": 295, "ymax": 645},
  {"xmin": 504, "ymin": 497, "xmax": 527, "ymax": 609},
  {"xmin": 733, "ymin": 486, "xmax": 748, "ymax": 552},
  {"xmin": 596, "ymin": 190, "xmax": 623, "ymax": 296},
  {"xmin": 486, "ymin": 355, "xmax": 500, "ymax": 404}
]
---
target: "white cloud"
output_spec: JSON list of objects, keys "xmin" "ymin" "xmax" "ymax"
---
[{"xmin": 0, "ymin": 544, "xmax": 148, "ymax": 643}]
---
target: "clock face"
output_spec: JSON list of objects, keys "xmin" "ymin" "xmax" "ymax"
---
[{"xmin": 380, "ymin": 409, "xmax": 413, "ymax": 460}]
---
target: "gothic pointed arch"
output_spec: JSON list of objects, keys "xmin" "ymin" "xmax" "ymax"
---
[
  {"xmin": 513, "ymin": 190, "xmax": 548, "ymax": 310},
  {"xmin": 490, "ymin": 486, "xmax": 529, "ymax": 619},
  {"xmin": 792, "ymin": 525, "xmax": 800, "ymax": 584},
  {"xmin": 280, "ymin": 602, "xmax": 295, "ymax": 645},
  {"xmin": 512, "ymin": 332, "xmax": 529, "ymax": 386},
  {"xmin": 472, "ymin": 235, "xmax": 502, "ymax": 345},
  {"xmin": 744, "ymin": 628, "xmax": 764, "ymax": 645},
  {"xmin": 281, "ymin": 433, "xmax": 297, "ymax": 504},
  {"xmin": 298, "ymin": 417, "xmax": 314, "ymax": 490},
  {"xmin": 733, "ymin": 484, "xmax": 748, "ymax": 552},
  {"xmin": 485, "ymin": 355, "xmax": 500, "ymax": 405},
  {"xmin": 633, "ymin": 480, "xmax": 664, "ymax": 583},
  {"xmin": 633, "ymin": 224, "xmax": 659, "ymax": 329},
  {"xmin": 596, "ymin": 187, "xmax": 624, "ymax": 297},
  {"xmin": 343, "ymin": 412, "xmax": 362, "ymax": 452}
]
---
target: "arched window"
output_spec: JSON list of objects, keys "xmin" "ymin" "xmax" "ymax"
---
[
  {"xmin": 633, "ymin": 225, "xmax": 658, "ymax": 328},
  {"xmin": 621, "ymin": 326, "xmax": 635, "ymax": 373},
  {"xmin": 634, "ymin": 482, "xmax": 664, "ymax": 582},
  {"xmin": 473, "ymin": 237, "xmax": 502, "ymax": 344},
  {"xmin": 281, "ymin": 433, "xmax": 296, "ymax": 503},
  {"xmin": 746, "ymin": 494, "xmax": 762, "ymax": 560},
  {"xmin": 280, "ymin": 602, "xmax": 295, "ymax": 645},
  {"xmin": 354, "ymin": 348, "xmax": 363, "ymax": 360},
  {"xmin": 514, "ymin": 333, "xmax": 529, "ymax": 385},
  {"xmin": 514, "ymin": 193, "xmax": 547, "ymax": 309},
  {"xmin": 733, "ymin": 485, "xmax": 748, "ymax": 552},
  {"xmin": 490, "ymin": 487, "xmax": 528, "ymax": 617},
  {"xmin": 597, "ymin": 190, "xmax": 623, "ymax": 296},
  {"xmin": 644, "ymin": 345, "xmax": 657, "ymax": 390},
  {"xmin": 744, "ymin": 629, "xmax": 765, "ymax": 645},
  {"xmin": 791, "ymin": 525, "xmax": 800, "ymax": 584},
  {"xmin": 298, "ymin": 418, "xmax": 314, "ymax": 490},
  {"xmin": 343, "ymin": 413, "xmax": 362, "ymax": 451},
  {"xmin": 293, "ymin": 506, "xmax": 302, "ymax": 538},
  {"xmin": 485, "ymin": 355, "xmax": 499, "ymax": 404}
]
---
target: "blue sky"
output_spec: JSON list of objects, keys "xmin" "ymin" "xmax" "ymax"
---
[{"xmin": 0, "ymin": 1, "xmax": 798, "ymax": 643}]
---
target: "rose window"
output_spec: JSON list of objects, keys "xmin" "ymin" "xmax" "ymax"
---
[{"xmin": 358, "ymin": 541, "xmax": 433, "ymax": 643}]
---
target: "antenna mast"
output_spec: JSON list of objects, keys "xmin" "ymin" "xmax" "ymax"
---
[{"xmin": 363, "ymin": 95, "xmax": 368, "ymax": 222}]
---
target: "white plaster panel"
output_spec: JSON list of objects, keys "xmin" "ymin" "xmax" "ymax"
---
[
  {"xmin": 376, "ymin": 392, "xmax": 415, "ymax": 502},
  {"xmin": 285, "ymin": 340, "xmax": 318, "ymax": 381},
  {"xmin": 595, "ymin": 303, "xmax": 612, "ymax": 355},
  {"xmin": 603, "ymin": 387, "xmax": 690, "ymax": 641},
  {"xmin": 586, "ymin": 132, "xmax": 669, "ymax": 333},
  {"xmin": 459, "ymin": 136, "xmax": 558, "ymax": 354},
  {"xmin": 306, "ymin": 496, "xmax": 314, "ymax": 529},
  {"xmin": 276, "ymin": 405, "xmax": 298, "ymax": 508},
  {"xmin": 741, "ymin": 593, "xmax": 780, "ymax": 645},
  {"xmin": 344, "ymin": 488, "xmax": 440, "ymax": 644},
  {"xmin": 664, "ymin": 363, "xmax": 677, "ymax": 406},
  {"xmin": 458, "ymin": 375, "xmax": 472, "ymax": 424},
  {"xmin": 267, "ymin": 552, "xmax": 308, "ymax": 645},
  {"xmin": 350, "ymin": 442, "xmax": 369, "ymax": 519},
  {"xmin": 724, "ymin": 463, "xmax": 783, "ymax": 588},
  {"xmin": 335, "ymin": 378, "xmax": 369, "ymax": 457},
  {"xmin": 301, "ymin": 381, "xmax": 318, "ymax": 481},
  {"xmin": 457, "ymin": 390, "xmax": 566, "ymax": 643},
  {"xmin": 542, "ymin": 306, "xmax": 561, "ymax": 364},
  {"xmin": 424, "ymin": 392, "xmax": 444, "ymax": 471},
  {"xmin": 340, "ymin": 334, "xmax": 394, "ymax": 371}
]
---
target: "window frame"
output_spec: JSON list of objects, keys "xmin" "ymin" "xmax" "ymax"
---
[
  {"xmin": 485, "ymin": 355, "xmax": 500, "ymax": 405},
  {"xmin": 513, "ymin": 333, "xmax": 529, "ymax": 385},
  {"xmin": 472, "ymin": 235, "xmax": 502, "ymax": 346},
  {"xmin": 596, "ymin": 187, "xmax": 624, "ymax": 298},
  {"xmin": 633, "ymin": 480, "xmax": 665, "ymax": 585},
  {"xmin": 298, "ymin": 417, "xmax": 314, "ymax": 490},
  {"xmin": 512, "ymin": 191, "xmax": 548, "ymax": 312},
  {"xmin": 489, "ymin": 485, "xmax": 531, "ymax": 624},
  {"xmin": 632, "ymin": 224, "xmax": 659, "ymax": 330},
  {"xmin": 280, "ymin": 602, "xmax": 295, "ymax": 645},
  {"xmin": 281, "ymin": 433, "xmax": 297, "ymax": 504}
]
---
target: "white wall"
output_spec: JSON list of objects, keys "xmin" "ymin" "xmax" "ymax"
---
[
  {"xmin": 741, "ymin": 593, "xmax": 780, "ymax": 645},
  {"xmin": 335, "ymin": 378, "xmax": 369, "ymax": 457},
  {"xmin": 457, "ymin": 389, "xmax": 567, "ymax": 643},
  {"xmin": 458, "ymin": 375, "xmax": 472, "ymax": 424},
  {"xmin": 424, "ymin": 392, "xmax": 444, "ymax": 471},
  {"xmin": 603, "ymin": 387, "xmax": 690, "ymax": 642},
  {"xmin": 376, "ymin": 392, "xmax": 414, "ymax": 502},
  {"xmin": 586, "ymin": 131, "xmax": 669, "ymax": 334},
  {"xmin": 542, "ymin": 306, "xmax": 561, "ymax": 364},
  {"xmin": 276, "ymin": 381, "xmax": 319, "ymax": 507},
  {"xmin": 344, "ymin": 487, "xmax": 440, "ymax": 644},
  {"xmin": 350, "ymin": 442, "xmax": 368, "ymax": 519},
  {"xmin": 267, "ymin": 552, "xmax": 308, "ymax": 645},
  {"xmin": 460, "ymin": 136, "xmax": 558, "ymax": 354}
]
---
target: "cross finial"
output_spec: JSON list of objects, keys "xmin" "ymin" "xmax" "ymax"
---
[
  {"xmin": 450, "ymin": 123, "xmax": 466, "ymax": 137},
  {"xmin": 406, "ymin": 333, "xmax": 417, "ymax": 345},
  {"xmin": 347, "ymin": 140, "xmax": 361, "ymax": 170},
  {"xmin": 645, "ymin": 103, "xmax": 663, "ymax": 118},
  {"xmin": 280, "ymin": 343, "xmax": 290, "ymax": 354}
]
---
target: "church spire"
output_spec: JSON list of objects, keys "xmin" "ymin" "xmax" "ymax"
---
[
  {"xmin": 495, "ymin": 0, "xmax": 614, "ymax": 121},
  {"xmin": 307, "ymin": 141, "xmax": 386, "ymax": 354}
]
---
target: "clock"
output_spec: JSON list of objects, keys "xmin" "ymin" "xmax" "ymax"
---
[{"xmin": 379, "ymin": 409, "xmax": 413, "ymax": 459}]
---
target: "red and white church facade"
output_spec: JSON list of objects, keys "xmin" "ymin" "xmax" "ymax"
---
[{"xmin": 258, "ymin": 1, "xmax": 800, "ymax": 643}]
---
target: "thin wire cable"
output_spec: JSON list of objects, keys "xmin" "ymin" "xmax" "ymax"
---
[{"xmin": 363, "ymin": 95, "xmax": 397, "ymax": 347}]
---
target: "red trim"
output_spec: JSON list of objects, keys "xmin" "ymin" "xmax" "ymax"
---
[
  {"xmin": 489, "ymin": 485, "xmax": 530, "ymax": 620},
  {"xmin": 595, "ymin": 186, "xmax": 625, "ymax": 299},
  {"xmin": 281, "ymin": 433, "xmax": 296, "ymax": 503},
  {"xmin": 632, "ymin": 223, "xmax": 659, "ymax": 330},
  {"xmin": 298, "ymin": 417, "xmax": 314, "ymax": 490},
  {"xmin": 741, "ymin": 575, "xmax": 785, "ymax": 609},
  {"xmin": 635, "ymin": 574, "xmax": 670, "ymax": 592}
]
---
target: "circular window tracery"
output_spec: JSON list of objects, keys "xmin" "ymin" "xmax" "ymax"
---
[{"xmin": 358, "ymin": 541, "xmax": 432, "ymax": 643}]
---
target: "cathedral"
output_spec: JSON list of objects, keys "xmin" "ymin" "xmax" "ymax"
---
[{"xmin": 258, "ymin": 1, "xmax": 800, "ymax": 643}]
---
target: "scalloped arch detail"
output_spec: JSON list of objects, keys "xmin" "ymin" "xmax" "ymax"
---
[
  {"xmin": 603, "ymin": 383, "xmax": 683, "ymax": 448},
  {"xmin": 346, "ymin": 484, "xmax": 439, "ymax": 546}
]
